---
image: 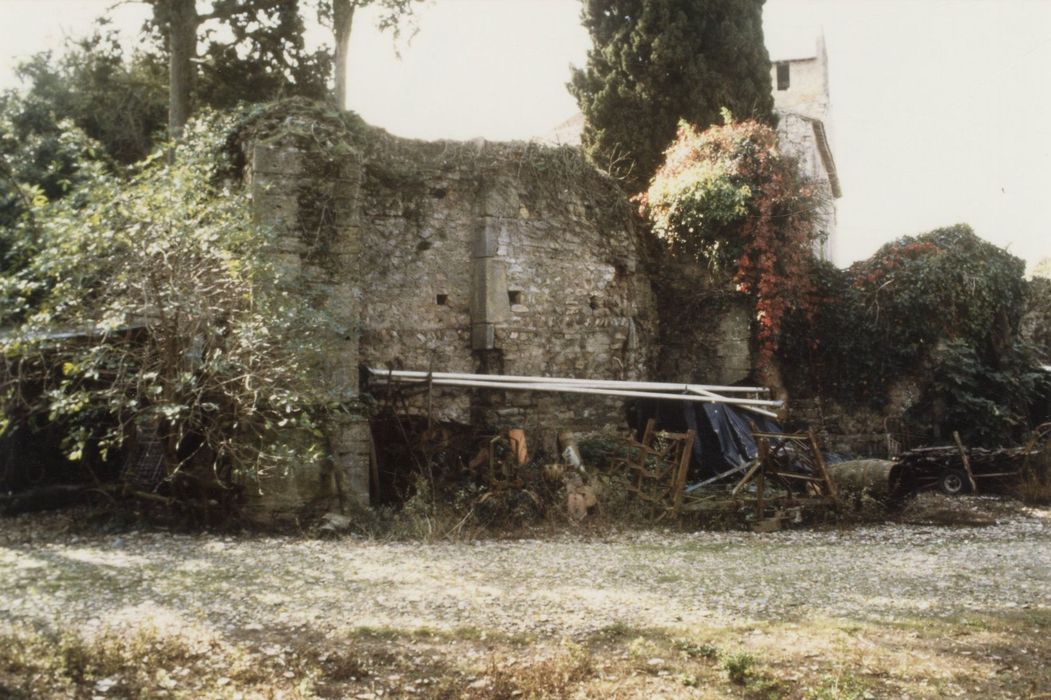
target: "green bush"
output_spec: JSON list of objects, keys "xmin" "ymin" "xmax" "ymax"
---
[
  {"xmin": 0, "ymin": 107, "xmax": 342, "ymax": 506},
  {"xmin": 780, "ymin": 225, "xmax": 1047, "ymax": 445}
]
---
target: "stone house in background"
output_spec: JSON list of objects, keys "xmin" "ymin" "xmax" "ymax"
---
[{"xmin": 769, "ymin": 34, "xmax": 842, "ymax": 260}]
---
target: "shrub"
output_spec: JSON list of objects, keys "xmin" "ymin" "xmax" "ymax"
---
[
  {"xmin": 0, "ymin": 108, "xmax": 341, "ymax": 512},
  {"xmin": 780, "ymin": 225, "xmax": 1048, "ymax": 445}
]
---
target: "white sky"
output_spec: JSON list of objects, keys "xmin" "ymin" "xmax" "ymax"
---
[{"xmin": 0, "ymin": 0, "xmax": 1048, "ymax": 272}]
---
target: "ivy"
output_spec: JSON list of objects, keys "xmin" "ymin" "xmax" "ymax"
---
[
  {"xmin": 639, "ymin": 116, "xmax": 821, "ymax": 363},
  {"xmin": 779, "ymin": 224, "xmax": 1047, "ymax": 446}
]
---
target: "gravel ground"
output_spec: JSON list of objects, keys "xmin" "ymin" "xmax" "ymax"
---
[{"xmin": 2, "ymin": 504, "xmax": 1049, "ymax": 640}]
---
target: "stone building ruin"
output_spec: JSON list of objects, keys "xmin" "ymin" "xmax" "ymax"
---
[
  {"xmin": 246, "ymin": 116, "xmax": 659, "ymax": 511},
  {"xmin": 244, "ymin": 34, "xmax": 844, "ymax": 514}
]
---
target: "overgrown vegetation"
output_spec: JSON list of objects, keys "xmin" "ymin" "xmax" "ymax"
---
[
  {"xmin": 780, "ymin": 225, "xmax": 1048, "ymax": 445},
  {"xmin": 0, "ymin": 108, "xmax": 340, "ymax": 518},
  {"xmin": 5, "ymin": 609, "xmax": 1046, "ymax": 699},
  {"xmin": 640, "ymin": 116, "xmax": 821, "ymax": 362}
]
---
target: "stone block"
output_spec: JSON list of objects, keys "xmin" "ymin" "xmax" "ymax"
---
[
  {"xmin": 470, "ymin": 257, "xmax": 511, "ymax": 325},
  {"xmin": 471, "ymin": 323, "xmax": 495, "ymax": 350},
  {"xmin": 481, "ymin": 181, "xmax": 520, "ymax": 217},
  {"xmin": 253, "ymin": 143, "xmax": 303, "ymax": 176},
  {"xmin": 253, "ymin": 193, "xmax": 300, "ymax": 232},
  {"xmin": 472, "ymin": 219, "xmax": 502, "ymax": 258}
]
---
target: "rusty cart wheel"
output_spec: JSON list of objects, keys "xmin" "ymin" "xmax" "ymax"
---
[{"xmin": 939, "ymin": 469, "xmax": 970, "ymax": 496}]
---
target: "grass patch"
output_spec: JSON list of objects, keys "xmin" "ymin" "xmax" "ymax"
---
[{"xmin": 804, "ymin": 670, "xmax": 872, "ymax": 700}]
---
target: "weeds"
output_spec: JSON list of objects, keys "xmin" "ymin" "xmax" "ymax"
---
[
  {"xmin": 0, "ymin": 624, "xmax": 219, "ymax": 699},
  {"xmin": 804, "ymin": 670, "xmax": 872, "ymax": 700},
  {"xmin": 1014, "ymin": 468, "xmax": 1051, "ymax": 505},
  {"xmin": 673, "ymin": 638, "xmax": 720, "ymax": 660},
  {"xmin": 475, "ymin": 641, "xmax": 593, "ymax": 699},
  {"xmin": 722, "ymin": 650, "xmax": 757, "ymax": 684}
]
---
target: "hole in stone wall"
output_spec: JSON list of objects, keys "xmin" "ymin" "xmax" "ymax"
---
[
  {"xmin": 589, "ymin": 295, "xmax": 600, "ymax": 310},
  {"xmin": 436, "ymin": 294, "xmax": 448, "ymax": 306},
  {"xmin": 430, "ymin": 187, "xmax": 447, "ymax": 199},
  {"xmin": 508, "ymin": 290, "xmax": 523, "ymax": 305}
]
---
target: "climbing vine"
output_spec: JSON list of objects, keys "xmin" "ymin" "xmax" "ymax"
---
[
  {"xmin": 779, "ymin": 225, "xmax": 1047, "ymax": 445},
  {"xmin": 638, "ymin": 115, "xmax": 821, "ymax": 362}
]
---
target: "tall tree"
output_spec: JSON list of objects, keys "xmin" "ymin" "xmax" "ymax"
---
[
  {"xmin": 3, "ymin": 32, "xmax": 167, "ymax": 165},
  {"xmin": 569, "ymin": 0, "xmax": 775, "ymax": 191},
  {"xmin": 145, "ymin": 0, "xmax": 330, "ymax": 138},
  {"xmin": 324, "ymin": 0, "xmax": 418, "ymax": 108}
]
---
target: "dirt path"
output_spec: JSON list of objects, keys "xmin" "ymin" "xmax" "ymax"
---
[{"xmin": 1, "ymin": 505, "xmax": 1049, "ymax": 698}]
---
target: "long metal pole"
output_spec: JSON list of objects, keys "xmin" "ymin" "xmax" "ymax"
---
[
  {"xmin": 369, "ymin": 375, "xmax": 781, "ymax": 418},
  {"xmin": 367, "ymin": 369, "xmax": 779, "ymax": 404}
]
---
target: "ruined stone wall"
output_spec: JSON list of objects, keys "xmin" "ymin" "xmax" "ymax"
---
[
  {"xmin": 248, "ymin": 128, "xmax": 371, "ymax": 513},
  {"xmin": 653, "ymin": 261, "xmax": 754, "ymax": 387},
  {"xmin": 248, "ymin": 115, "xmax": 659, "ymax": 488},
  {"xmin": 355, "ymin": 133, "xmax": 658, "ymax": 451}
]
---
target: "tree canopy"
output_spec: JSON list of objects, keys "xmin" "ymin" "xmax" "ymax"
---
[
  {"xmin": 569, "ymin": 0, "xmax": 775, "ymax": 192},
  {"xmin": 144, "ymin": 0, "xmax": 331, "ymax": 137}
]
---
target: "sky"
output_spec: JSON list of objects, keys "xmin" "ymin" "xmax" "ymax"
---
[{"xmin": 0, "ymin": 0, "xmax": 1048, "ymax": 272}]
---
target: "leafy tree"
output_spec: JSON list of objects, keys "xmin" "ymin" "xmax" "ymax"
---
[
  {"xmin": 639, "ymin": 116, "xmax": 819, "ymax": 362},
  {"xmin": 2, "ymin": 31, "xmax": 167, "ymax": 166},
  {"xmin": 0, "ymin": 95, "xmax": 111, "ymax": 271},
  {"xmin": 569, "ymin": 0, "xmax": 775, "ymax": 191},
  {"xmin": 323, "ymin": 0, "xmax": 418, "ymax": 107},
  {"xmin": 0, "ymin": 30, "xmax": 166, "ymax": 272}
]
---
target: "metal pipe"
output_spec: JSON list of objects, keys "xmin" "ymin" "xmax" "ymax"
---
[
  {"xmin": 370, "ymin": 375, "xmax": 781, "ymax": 418},
  {"xmin": 367, "ymin": 368, "xmax": 778, "ymax": 403}
]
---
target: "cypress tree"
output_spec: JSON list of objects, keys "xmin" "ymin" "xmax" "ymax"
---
[{"xmin": 569, "ymin": 0, "xmax": 775, "ymax": 192}]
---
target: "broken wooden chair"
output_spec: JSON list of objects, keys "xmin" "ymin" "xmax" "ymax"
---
[{"xmin": 615, "ymin": 418, "xmax": 695, "ymax": 518}]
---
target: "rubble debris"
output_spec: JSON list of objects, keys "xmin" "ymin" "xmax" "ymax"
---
[
  {"xmin": 612, "ymin": 418, "xmax": 694, "ymax": 518},
  {"xmin": 565, "ymin": 474, "xmax": 598, "ymax": 521},
  {"xmin": 318, "ymin": 512, "xmax": 353, "ymax": 535},
  {"xmin": 676, "ymin": 430, "xmax": 840, "ymax": 526},
  {"xmin": 893, "ymin": 443, "xmax": 1032, "ymax": 497},
  {"xmin": 826, "ymin": 459, "xmax": 898, "ymax": 500},
  {"xmin": 554, "ymin": 432, "xmax": 598, "ymax": 520},
  {"xmin": 558, "ymin": 432, "xmax": 585, "ymax": 475},
  {"xmin": 508, "ymin": 429, "xmax": 529, "ymax": 466}
]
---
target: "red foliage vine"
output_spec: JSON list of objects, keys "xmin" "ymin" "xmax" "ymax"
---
[{"xmin": 639, "ymin": 119, "xmax": 823, "ymax": 363}]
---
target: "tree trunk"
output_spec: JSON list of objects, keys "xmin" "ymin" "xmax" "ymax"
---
[
  {"xmin": 168, "ymin": 0, "xmax": 198, "ymax": 139},
  {"xmin": 333, "ymin": 0, "xmax": 355, "ymax": 108}
]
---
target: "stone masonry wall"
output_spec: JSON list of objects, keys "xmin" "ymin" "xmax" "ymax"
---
[
  {"xmin": 356, "ymin": 133, "xmax": 658, "ymax": 453},
  {"xmin": 249, "ymin": 117, "xmax": 659, "ymax": 501},
  {"xmin": 248, "ymin": 134, "xmax": 371, "ymax": 514}
]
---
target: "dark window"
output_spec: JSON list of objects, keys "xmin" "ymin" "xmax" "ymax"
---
[
  {"xmin": 436, "ymin": 294, "xmax": 448, "ymax": 305},
  {"xmin": 508, "ymin": 290, "xmax": 523, "ymax": 305},
  {"xmin": 776, "ymin": 62, "xmax": 790, "ymax": 91}
]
